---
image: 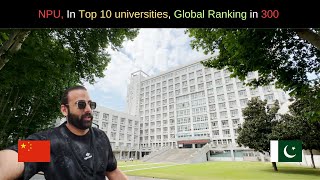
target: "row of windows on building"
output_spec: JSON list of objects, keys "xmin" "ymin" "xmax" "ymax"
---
[
  {"xmin": 102, "ymin": 123, "xmax": 139, "ymax": 135},
  {"xmin": 140, "ymin": 108, "xmax": 241, "ymax": 122},
  {"xmin": 139, "ymin": 93, "xmax": 275, "ymax": 119},
  {"xmin": 140, "ymin": 65, "xmax": 256, "ymax": 89},
  {"xmin": 110, "ymin": 142, "xmax": 139, "ymax": 149},
  {"xmin": 138, "ymin": 87, "xmax": 274, "ymax": 111},
  {"xmin": 137, "ymin": 127, "xmax": 240, "ymax": 142},
  {"xmin": 92, "ymin": 111, "xmax": 140, "ymax": 127},
  {"xmin": 176, "ymin": 127, "xmax": 238, "ymax": 139},
  {"xmin": 141, "ymin": 134, "xmax": 176, "ymax": 141},
  {"xmin": 139, "ymin": 116, "xmax": 240, "ymax": 133},
  {"xmin": 109, "ymin": 132, "xmax": 139, "ymax": 142},
  {"xmin": 140, "ymin": 78, "xmax": 254, "ymax": 97},
  {"xmin": 139, "ymin": 69, "xmax": 258, "ymax": 96}
]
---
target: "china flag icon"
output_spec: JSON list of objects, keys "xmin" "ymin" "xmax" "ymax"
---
[{"xmin": 18, "ymin": 140, "xmax": 50, "ymax": 162}]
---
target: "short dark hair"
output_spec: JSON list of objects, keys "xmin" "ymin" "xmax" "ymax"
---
[{"xmin": 61, "ymin": 85, "xmax": 87, "ymax": 105}]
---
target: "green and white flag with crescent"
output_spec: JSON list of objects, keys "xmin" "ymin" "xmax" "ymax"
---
[{"xmin": 270, "ymin": 140, "xmax": 302, "ymax": 162}]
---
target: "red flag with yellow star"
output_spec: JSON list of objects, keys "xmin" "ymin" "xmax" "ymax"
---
[{"xmin": 18, "ymin": 140, "xmax": 50, "ymax": 162}]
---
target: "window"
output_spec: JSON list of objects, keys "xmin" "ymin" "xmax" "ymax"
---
[
  {"xmin": 238, "ymin": 90, "xmax": 247, "ymax": 97},
  {"xmin": 198, "ymin": 83, "xmax": 204, "ymax": 90},
  {"xmin": 226, "ymin": 84, "xmax": 234, "ymax": 92},
  {"xmin": 217, "ymin": 94, "xmax": 225, "ymax": 102},
  {"xmin": 215, "ymin": 78, "xmax": 222, "ymax": 86},
  {"xmin": 225, "ymin": 76, "xmax": 231, "ymax": 83},
  {"xmin": 240, "ymin": 98, "xmax": 248, "ymax": 107},
  {"xmin": 220, "ymin": 111, "xmax": 228, "ymax": 118},
  {"xmin": 222, "ymin": 129, "xmax": 230, "ymax": 137},
  {"xmin": 212, "ymin": 121, "xmax": 218, "ymax": 127},
  {"xmin": 232, "ymin": 119, "xmax": 240, "ymax": 127},
  {"xmin": 196, "ymin": 69, "xmax": 203, "ymax": 76},
  {"xmin": 102, "ymin": 113, "xmax": 109, "ymax": 120},
  {"xmin": 205, "ymin": 74, "xmax": 212, "ymax": 81},
  {"xmin": 237, "ymin": 82, "xmax": 245, "ymax": 89},
  {"xmin": 219, "ymin": 102, "xmax": 226, "ymax": 110},
  {"xmin": 216, "ymin": 86, "xmax": 224, "ymax": 94},
  {"xmin": 189, "ymin": 79, "xmax": 195, "ymax": 85},
  {"xmin": 206, "ymin": 81, "xmax": 213, "ymax": 88},
  {"xmin": 229, "ymin": 100, "xmax": 237, "ymax": 108},
  {"xmin": 182, "ymin": 74, "xmax": 187, "ymax": 80},
  {"xmin": 214, "ymin": 71, "xmax": 221, "ymax": 78},
  {"xmin": 197, "ymin": 77, "xmax": 204, "ymax": 83},
  {"xmin": 210, "ymin": 112, "xmax": 217, "ymax": 120},
  {"xmin": 208, "ymin": 96, "xmax": 215, "ymax": 104},
  {"xmin": 182, "ymin": 81, "xmax": 188, "ymax": 87},
  {"xmin": 190, "ymin": 85, "xmax": 195, "ymax": 92},
  {"xmin": 230, "ymin": 109, "xmax": 239, "ymax": 117},
  {"xmin": 207, "ymin": 88, "xmax": 214, "ymax": 95},
  {"xmin": 175, "ymin": 83, "xmax": 180, "ymax": 89},
  {"xmin": 227, "ymin": 92, "xmax": 235, "ymax": 100},
  {"xmin": 213, "ymin": 130, "xmax": 219, "ymax": 136},
  {"xmin": 221, "ymin": 120, "xmax": 229, "ymax": 127}
]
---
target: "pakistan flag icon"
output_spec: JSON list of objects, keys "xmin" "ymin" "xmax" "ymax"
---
[{"xmin": 270, "ymin": 140, "xmax": 302, "ymax": 162}]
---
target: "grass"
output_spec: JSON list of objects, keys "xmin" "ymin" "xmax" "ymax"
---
[{"xmin": 118, "ymin": 161, "xmax": 320, "ymax": 180}]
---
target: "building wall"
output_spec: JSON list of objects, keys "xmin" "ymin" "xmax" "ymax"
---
[
  {"xmin": 92, "ymin": 106, "xmax": 140, "ymax": 151},
  {"xmin": 126, "ymin": 70, "xmax": 149, "ymax": 116},
  {"xmin": 126, "ymin": 59, "xmax": 289, "ymax": 150}
]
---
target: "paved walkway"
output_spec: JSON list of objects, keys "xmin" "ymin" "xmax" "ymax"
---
[
  {"xmin": 30, "ymin": 174, "xmax": 169, "ymax": 180},
  {"xmin": 128, "ymin": 176, "xmax": 169, "ymax": 180}
]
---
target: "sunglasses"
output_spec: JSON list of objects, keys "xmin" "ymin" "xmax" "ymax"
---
[{"xmin": 65, "ymin": 100, "xmax": 97, "ymax": 110}]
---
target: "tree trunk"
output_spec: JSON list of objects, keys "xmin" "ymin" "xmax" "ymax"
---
[
  {"xmin": 294, "ymin": 29, "xmax": 320, "ymax": 51},
  {"xmin": 272, "ymin": 162, "xmax": 278, "ymax": 171},
  {"xmin": 310, "ymin": 149, "xmax": 316, "ymax": 168},
  {"xmin": 0, "ymin": 30, "xmax": 30, "ymax": 70}
]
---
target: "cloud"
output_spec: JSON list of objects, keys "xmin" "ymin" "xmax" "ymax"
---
[{"xmin": 86, "ymin": 28, "xmax": 211, "ymax": 112}]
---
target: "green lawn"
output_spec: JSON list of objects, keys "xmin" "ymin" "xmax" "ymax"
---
[{"xmin": 118, "ymin": 161, "xmax": 320, "ymax": 180}]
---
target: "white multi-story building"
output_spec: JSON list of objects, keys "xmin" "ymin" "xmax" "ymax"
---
[
  {"xmin": 56, "ymin": 58, "xmax": 290, "ymax": 160},
  {"xmin": 126, "ymin": 59, "xmax": 289, "ymax": 152},
  {"xmin": 91, "ymin": 106, "xmax": 141, "ymax": 160}
]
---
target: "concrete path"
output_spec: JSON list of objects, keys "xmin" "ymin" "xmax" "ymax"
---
[{"xmin": 30, "ymin": 174, "xmax": 169, "ymax": 180}]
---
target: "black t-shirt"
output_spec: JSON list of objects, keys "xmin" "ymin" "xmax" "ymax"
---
[{"xmin": 6, "ymin": 121, "xmax": 117, "ymax": 180}]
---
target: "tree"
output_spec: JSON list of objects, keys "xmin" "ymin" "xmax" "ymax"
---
[
  {"xmin": 0, "ymin": 30, "xmax": 30, "ymax": 70},
  {"xmin": 290, "ymin": 81, "xmax": 320, "ymax": 123},
  {"xmin": 272, "ymin": 115, "xmax": 320, "ymax": 168},
  {"xmin": 186, "ymin": 28, "xmax": 320, "ymax": 97},
  {"xmin": 237, "ymin": 97, "xmax": 280, "ymax": 171},
  {"xmin": 272, "ymin": 88, "xmax": 320, "ymax": 168},
  {"xmin": 0, "ymin": 28, "xmax": 139, "ymax": 149}
]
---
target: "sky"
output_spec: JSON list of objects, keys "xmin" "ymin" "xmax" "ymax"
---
[{"xmin": 84, "ymin": 28, "xmax": 212, "ymax": 112}]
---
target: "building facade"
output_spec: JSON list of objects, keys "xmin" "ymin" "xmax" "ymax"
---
[
  {"xmin": 126, "ymin": 59, "xmax": 289, "ymax": 152},
  {"xmin": 91, "ymin": 106, "xmax": 141, "ymax": 160}
]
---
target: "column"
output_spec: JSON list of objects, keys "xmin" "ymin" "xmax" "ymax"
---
[{"xmin": 230, "ymin": 149, "xmax": 235, "ymax": 161}]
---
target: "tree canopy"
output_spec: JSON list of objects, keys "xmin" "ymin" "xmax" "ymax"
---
[
  {"xmin": 187, "ymin": 28, "xmax": 320, "ymax": 97},
  {"xmin": 237, "ymin": 97, "xmax": 280, "ymax": 170},
  {"xmin": 0, "ymin": 28, "xmax": 139, "ymax": 149},
  {"xmin": 271, "ymin": 94, "xmax": 320, "ymax": 168}
]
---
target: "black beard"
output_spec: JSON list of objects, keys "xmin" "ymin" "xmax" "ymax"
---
[{"xmin": 67, "ymin": 111, "xmax": 93, "ymax": 130}]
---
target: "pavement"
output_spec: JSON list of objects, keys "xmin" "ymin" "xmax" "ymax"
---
[
  {"xmin": 127, "ymin": 176, "xmax": 169, "ymax": 180},
  {"xmin": 30, "ymin": 174, "xmax": 169, "ymax": 180}
]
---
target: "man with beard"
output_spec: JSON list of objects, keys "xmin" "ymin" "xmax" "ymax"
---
[{"xmin": 0, "ymin": 85, "xmax": 128, "ymax": 180}]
